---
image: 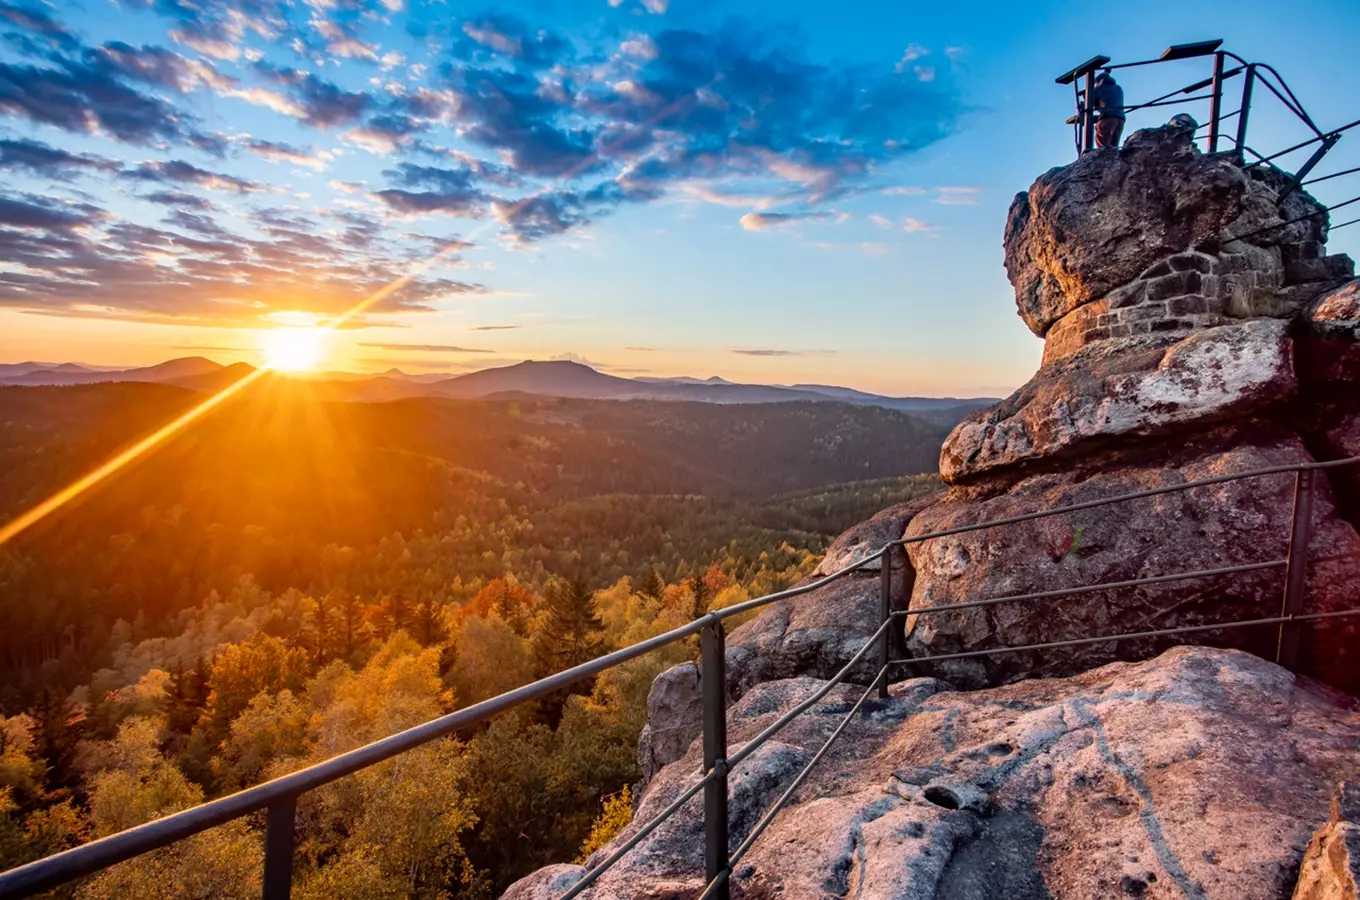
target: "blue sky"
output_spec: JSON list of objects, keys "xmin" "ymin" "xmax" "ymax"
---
[{"xmin": 0, "ymin": 0, "xmax": 1356, "ymax": 396}]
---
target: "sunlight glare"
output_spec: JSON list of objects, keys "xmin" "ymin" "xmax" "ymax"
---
[{"xmin": 262, "ymin": 327, "xmax": 325, "ymax": 372}]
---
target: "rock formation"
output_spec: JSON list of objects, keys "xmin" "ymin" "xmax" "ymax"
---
[
  {"xmin": 914, "ymin": 126, "xmax": 1360, "ymax": 695},
  {"xmin": 507, "ymin": 129, "xmax": 1360, "ymax": 899},
  {"xmin": 507, "ymin": 648, "xmax": 1360, "ymax": 900}
]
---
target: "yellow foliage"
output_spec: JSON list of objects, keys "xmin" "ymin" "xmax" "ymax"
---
[{"xmin": 576, "ymin": 785, "xmax": 632, "ymax": 861}]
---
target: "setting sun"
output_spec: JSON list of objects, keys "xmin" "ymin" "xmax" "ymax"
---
[{"xmin": 261, "ymin": 327, "xmax": 326, "ymax": 372}]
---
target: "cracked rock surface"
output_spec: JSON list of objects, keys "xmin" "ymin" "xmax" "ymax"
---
[{"xmin": 505, "ymin": 647, "xmax": 1360, "ymax": 899}]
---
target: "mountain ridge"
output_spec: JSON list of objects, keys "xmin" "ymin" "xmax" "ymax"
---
[{"xmin": 0, "ymin": 356, "xmax": 997, "ymax": 420}]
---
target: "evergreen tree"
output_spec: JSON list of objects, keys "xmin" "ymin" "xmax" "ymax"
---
[
  {"xmin": 165, "ymin": 658, "xmax": 209, "ymax": 737},
  {"xmin": 641, "ymin": 568, "xmax": 667, "ymax": 601},
  {"xmin": 686, "ymin": 575, "xmax": 710, "ymax": 620},
  {"xmin": 413, "ymin": 600, "xmax": 447, "ymax": 647},
  {"xmin": 29, "ymin": 690, "xmax": 83, "ymax": 796},
  {"xmin": 532, "ymin": 579, "xmax": 604, "ymax": 677}
]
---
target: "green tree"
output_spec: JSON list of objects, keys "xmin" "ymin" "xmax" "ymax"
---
[
  {"xmin": 448, "ymin": 616, "xmax": 535, "ymax": 709},
  {"xmin": 532, "ymin": 579, "xmax": 604, "ymax": 677},
  {"xmin": 29, "ymin": 690, "xmax": 82, "ymax": 796}
]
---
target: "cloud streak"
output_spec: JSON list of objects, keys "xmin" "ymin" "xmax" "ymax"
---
[{"xmin": 358, "ymin": 342, "xmax": 492, "ymax": 353}]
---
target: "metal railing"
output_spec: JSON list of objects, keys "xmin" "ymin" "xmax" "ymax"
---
[
  {"xmin": 1055, "ymin": 41, "xmax": 1359, "ymax": 228},
  {"xmin": 1, "ymin": 456, "xmax": 1359, "ymax": 900}
]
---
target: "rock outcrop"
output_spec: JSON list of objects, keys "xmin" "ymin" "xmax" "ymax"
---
[
  {"xmin": 914, "ymin": 126, "xmax": 1360, "ymax": 696},
  {"xmin": 506, "ymin": 648, "xmax": 1360, "ymax": 900}
]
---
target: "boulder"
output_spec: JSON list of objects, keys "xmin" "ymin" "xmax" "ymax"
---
[
  {"xmin": 502, "ymin": 865, "xmax": 586, "ymax": 900},
  {"xmin": 940, "ymin": 319, "xmax": 1296, "ymax": 484},
  {"xmin": 1293, "ymin": 783, "xmax": 1360, "ymax": 900},
  {"xmin": 1005, "ymin": 126, "xmax": 1248, "ymax": 337},
  {"xmin": 910, "ymin": 427, "xmax": 1360, "ymax": 694},
  {"xmin": 1299, "ymin": 279, "xmax": 1360, "ymax": 386},
  {"xmin": 636, "ymin": 662, "xmax": 704, "ymax": 781},
  {"xmin": 509, "ymin": 647, "xmax": 1360, "ymax": 900},
  {"xmin": 724, "ymin": 575, "xmax": 888, "ymax": 696},
  {"xmin": 813, "ymin": 493, "xmax": 939, "ymax": 581}
]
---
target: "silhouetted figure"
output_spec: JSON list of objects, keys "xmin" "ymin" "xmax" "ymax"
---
[{"xmin": 1091, "ymin": 71, "xmax": 1125, "ymax": 149}]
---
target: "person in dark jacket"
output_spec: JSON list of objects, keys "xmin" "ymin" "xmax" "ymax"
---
[{"xmin": 1091, "ymin": 71, "xmax": 1125, "ymax": 149}]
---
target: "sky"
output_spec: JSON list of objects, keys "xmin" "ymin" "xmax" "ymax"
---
[{"xmin": 0, "ymin": 0, "xmax": 1356, "ymax": 396}]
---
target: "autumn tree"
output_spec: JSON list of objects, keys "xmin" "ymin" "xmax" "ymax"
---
[
  {"xmin": 195, "ymin": 636, "xmax": 309, "ymax": 753},
  {"xmin": 462, "ymin": 577, "xmax": 536, "ymax": 635}
]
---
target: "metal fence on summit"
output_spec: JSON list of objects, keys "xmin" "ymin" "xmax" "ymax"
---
[{"xmin": 1056, "ymin": 40, "xmax": 1360, "ymax": 239}]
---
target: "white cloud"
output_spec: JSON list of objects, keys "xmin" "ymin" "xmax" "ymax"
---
[
  {"xmin": 935, "ymin": 186, "xmax": 981, "ymax": 205},
  {"xmin": 170, "ymin": 30, "xmax": 241, "ymax": 61},
  {"xmin": 894, "ymin": 43, "xmax": 929, "ymax": 74},
  {"xmin": 882, "ymin": 186, "xmax": 927, "ymax": 196},
  {"xmin": 739, "ymin": 211, "xmax": 831, "ymax": 231},
  {"xmin": 869, "ymin": 214, "xmax": 893, "ymax": 229},
  {"xmin": 619, "ymin": 35, "xmax": 658, "ymax": 59},
  {"xmin": 903, "ymin": 217, "xmax": 937, "ymax": 233}
]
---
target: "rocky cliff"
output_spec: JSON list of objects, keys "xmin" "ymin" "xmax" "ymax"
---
[{"xmin": 507, "ymin": 128, "xmax": 1360, "ymax": 899}]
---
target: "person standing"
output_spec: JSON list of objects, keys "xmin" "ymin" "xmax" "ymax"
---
[{"xmin": 1091, "ymin": 71, "xmax": 1126, "ymax": 149}]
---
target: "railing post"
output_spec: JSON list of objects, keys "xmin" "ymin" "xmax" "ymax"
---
[
  {"xmin": 1235, "ymin": 64, "xmax": 1255, "ymax": 154},
  {"xmin": 1208, "ymin": 51, "xmax": 1226, "ymax": 153},
  {"xmin": 877, "ymin": 549, "xmax": 891, "ymax": 700},
  {"xmin": 700, "ymin": 619, "xmax": 730, "ymax": 899},
  {"xmin": 262, "ymin": 799, "xmax": 296, "ymax": 900},
  {"xmin": 1277, "ymin": 469, "xmax": 1316, "ymax": 670},
  {"xmin": 1081, "ymin": 69, "xmax": 1097, "ymax": 153}
]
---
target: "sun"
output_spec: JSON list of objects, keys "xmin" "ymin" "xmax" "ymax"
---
[{"xmin": 261, "ymin": 327, "xmax": 325, "ymax": 372}]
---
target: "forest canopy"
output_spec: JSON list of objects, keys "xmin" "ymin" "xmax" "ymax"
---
[{"xmin": 0, "ymin": 380, "xmax": 943, "ymax": 894}]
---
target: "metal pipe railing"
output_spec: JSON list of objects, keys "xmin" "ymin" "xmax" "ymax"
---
[{"xmin": 3, "ymin": 455, "xmax": 1358, "ymax": 900}]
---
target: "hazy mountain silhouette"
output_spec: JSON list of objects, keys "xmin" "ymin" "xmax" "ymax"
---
[
  {"xmin": 0, "ymin": 356, "xmax": 225, "ymax": 386},
  {"xmin": 0, "ymin": 356, "xmax": 996, "ymax": 421}
]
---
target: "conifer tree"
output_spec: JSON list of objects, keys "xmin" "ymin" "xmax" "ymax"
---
[
  {"xmin": 532, "ymin": 579, "xmax": 604, "ymax": 677},
  {"xmin": 29, "ymin": 690, "xmax": 82, "ymax": 796}
]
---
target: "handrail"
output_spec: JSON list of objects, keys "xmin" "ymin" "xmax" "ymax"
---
[{"xmin": 2, "ymin": 454, "xmax": 1358, "ymax": 900}]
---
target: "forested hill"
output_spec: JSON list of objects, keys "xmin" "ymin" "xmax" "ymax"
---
[
  {"xmin": 0, "ymin": 379, "xmax": 947, "ymax": 891},
  {"xmin": 0, "ymin": 379, "xmax": 944, "ymax": 693}
]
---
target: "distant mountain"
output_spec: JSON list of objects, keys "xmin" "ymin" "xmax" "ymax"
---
[
  {"xmin": 0, "ymin": 361, "xmax": 108, "ymax": 378},
  {"xmin": 164, "ymin": 362, "xmax": 257, "ymax": 393},
  {"xmin": 0, "ymin": 356, "xmax": 225, "ymax": 386},
  {"xmin": 634, "ymin": 375, "xmax": 735, "ymax": 386},
  {"xmin": 0, "ymin": 356, "xmax": 998, "ymax": 424},
  {"xmin": 434, "ymin": 360, "xmax": 643, "ymax": 400}
]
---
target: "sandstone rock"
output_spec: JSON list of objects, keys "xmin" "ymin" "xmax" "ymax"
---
[
  {"xmin": 502, "ymin": 864, "xmax": 586, "ymax": 900},
  {"xmin": 1293, "ymin": 783, "xmax": 1360, "ymax": 900},
  {"xmin": 911, "ymin": 428, "xmax": 1360, "ymax": 694},
  {"xmin": 636, "ymin": 662, "xmax": 703, "ymax": 781},
  {"xmin": 1223, "ymin": 164, "xmax": 1331, "ymax": 251},
  {"xmin": 813, "ymin": 494, "xmax": 939, "ymax": 578},
  {"xmin": 940, "ymin": 319, "xmax": 1296, "ymax": 484},
  {"xmin": 511, "ymin": 648, "xmax": 1360, "ymax": 900},
  {"xmin": 724, "ymin": 575, "xmax": 888, "ymax": 696},
  {"xmin": 1300, "ymin": 279, "xmax": 1360, "ymax": 386},
  {"xmin": 1005, "ymin": 127, "xmax": 1248, "ymax": 337}
]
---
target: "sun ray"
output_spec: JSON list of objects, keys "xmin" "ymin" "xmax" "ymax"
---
[{"xmin": 0, "ymin": 80, "xmax": 707, "ymax": 550}]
